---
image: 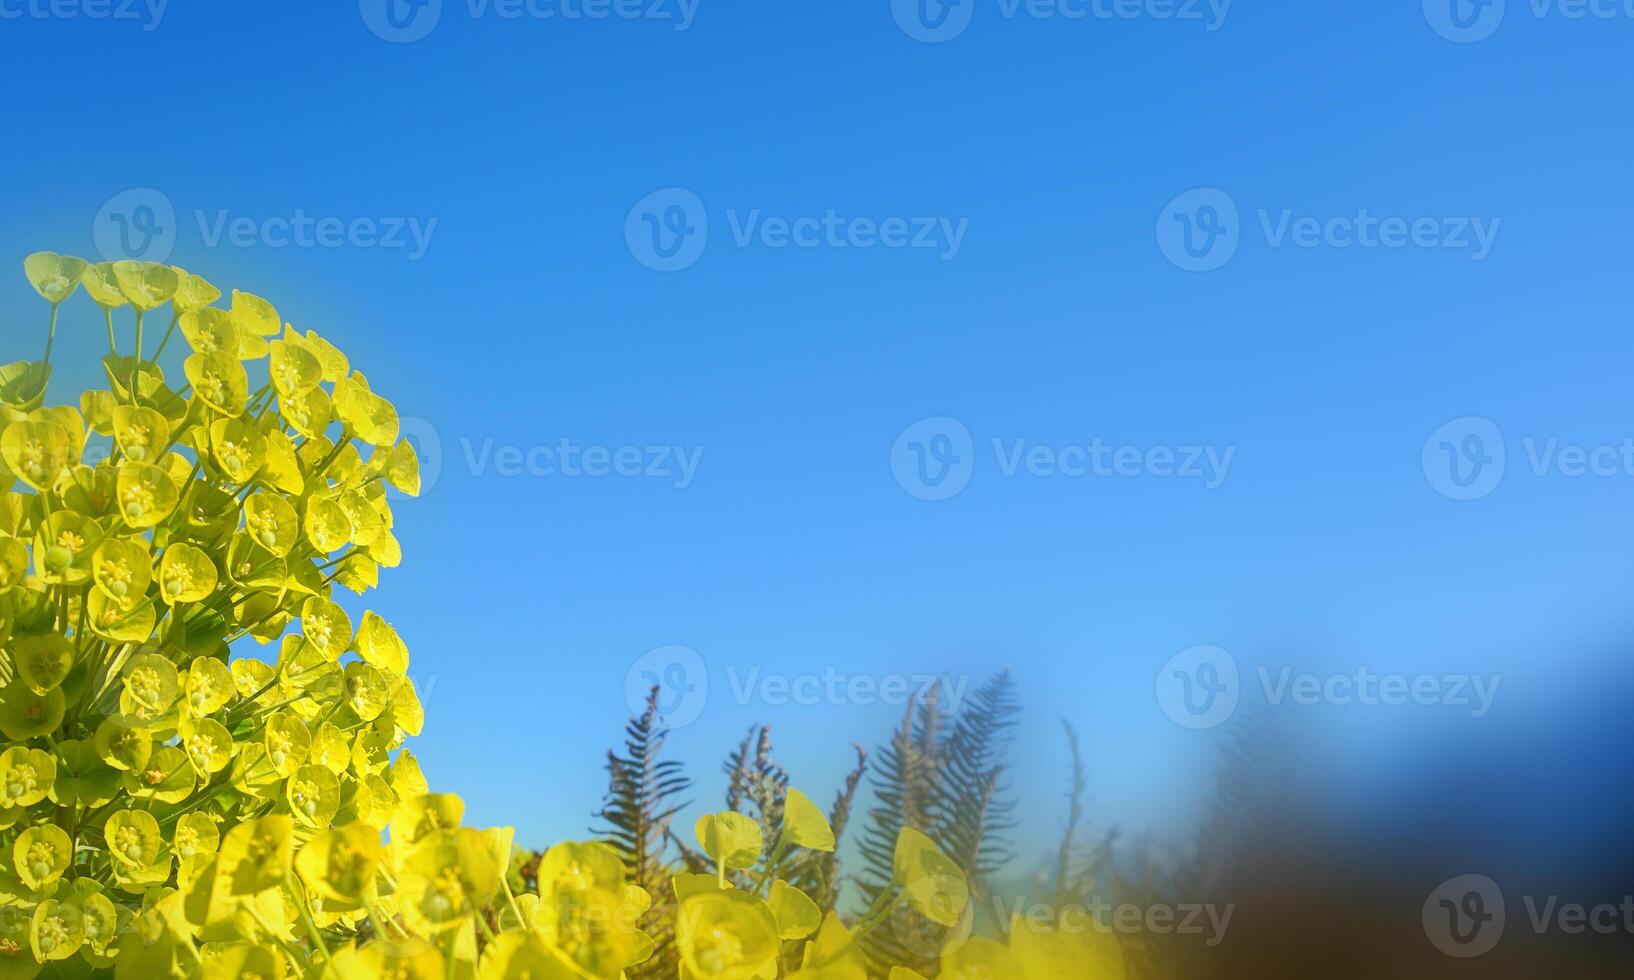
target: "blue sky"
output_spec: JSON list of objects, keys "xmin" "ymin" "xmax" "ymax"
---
[{"xmin": 3, "ymin": 2, "xmax": 1632, "ymax": 875}]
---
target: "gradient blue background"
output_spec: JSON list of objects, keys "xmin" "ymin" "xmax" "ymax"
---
[{"xmin": 2, "ymin": 1, "xmax": 1631, "ymax": 883}]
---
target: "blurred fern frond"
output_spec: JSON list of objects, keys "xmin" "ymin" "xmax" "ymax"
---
[
  {"xmin": 858, "ymin": 671, "xmax": 1020, "ymax": 972},
  {"xmin": 593, "ymin": 686, "xmax": 693, "ymax": 980}
]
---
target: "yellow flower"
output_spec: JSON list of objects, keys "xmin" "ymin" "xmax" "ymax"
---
[
  {"xmin": 185, "ymin": 656, "xmax": 235, "ymax": 715},
  {"xmin": 111, "ymin": 260, "xmax": 179, "ymax": 311},
  {"xmin": 399, "ymin": 827, "xmax": 502, "ymax": 934},
  {"xmin": 91, "ymin": 535, "xmax": 152, "ymax": 604},
  {"xmin": 170, "ymin": 266, "xmax": 222, "ymax": 313},
  {"xmin": 30, "ymin": 899, "xmax": 85, "ymax": 962},
  {"xmin": 939, "ymin": 937, "xmax": 1024, "ymax": 980},
  {"xmin": 174, "ymin": 811, "xmax": 222, "ymax": 860},
  {"xmin": 180, "ymin": 306, "xmax": 241, "ymax": 355},
  {"xmin": 231, "ymin": 289, "xmax": 281, "ymax": 338},
  {"xmin": 356, "ymin": 611, "xmax": 410, "ymax": 676},
  {"xmin": 270, "ymin": 336, "xmax": 323, "ymax": 398},
  {"xmin": 93, "ymin": 716, "xmax": 152, "ymax": 772},
  {"xmin": 211, "ymin": 416, "xmax": 268, "ymax": 483},
  {"xmin": 12, "ymin": 634, "xmax": 74, "ymax": 695},
  {"xmin": 244, "ymin": 491, "xmax": 299, "ymax": 556},
  {"xmin": 286, "ymin": 764, "xmax": 341, "ymax": 827},
  {"xmin": 116, "ymin": 459, "xmax": 180, "ymax": 528},
  {"xmin": 301, "ymin": 597, "xmax": 354, "ymax": 661},
  {"xmin": 475, "ymin": 932, "xmax": 581, "ymax": 980},
  {"xmin": 0, "ymin": 417, "xmax": 72, "ymax": 492},
  {"xmin": 893, "ymin": 827, "xmax": 969, "ymax": 928},
  {"xmin": 181, "ymin": 716, "xmax": 234, "ymax": 775},
  {"xmin": 80, "ymin": 261, "xmax": 129, "ymax": 308},
  {"xmin": 23, "ymin": 251, "xmax": 87, "ymax": 304},
  {"xmin": 104, "ymin": 808, "xmax": 165, "ymax": 868},
  {"xmin": 696, "ymin": 811, "xmax": 763, "ymax": 873},
  {"xmin": 216, "ymin": 814, "xmax": 295, "ymax": 896},
  {"xmin": 296, "ymin": 823, "xmax": 382, "ymax": 903},
  {"xmin": 118, "ymin": 652, "xmax": 181, "ymax": 725},
  {"xmin": 110, "ymin": 404, "xmax": 169, "ymax": 461},
  {"xmin": 391, "ymin": 793, "xmax": 465, "ymax": 846},
  {"xmin": 676, "ymin": 890, "xmax": 781, "ymax": 980},
  {"xmin": 185, "ymin": 350, "xmax": 251, "ymax": 416},
  {"xmin": 14, "ymin": 824, "xmax": 71, "ymax": 890}
]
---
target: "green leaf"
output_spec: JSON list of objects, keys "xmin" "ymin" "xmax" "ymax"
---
[
  {"xmin": 695, "ymin": 811, "xmax": 762, "ymax": 872},
  {"xmin": 779, "ymin": 787, "xmax": 836, "ymax": 853},
  {"xmin": 769, "ymin": 879, "xmax": 821, "ymax": 940}
]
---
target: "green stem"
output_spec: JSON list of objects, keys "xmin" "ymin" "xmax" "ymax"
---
[
  {"xmin": 290, "ymin": 873, "xmax": 334, "ymax": 970},
  {"xmin": 43, "ymin": 303, "xmax": 60, "ymax": 366},
  {"xmin": 104, "ymin": 308, "xmax": 117, "ymax": 356},
  {"xmin": 129, "ymin": 309, "xmax": 144, "ymax": 403},
  {"xmin": 151, "ymin": 311, "xmax": 181, "ymax": 361}
]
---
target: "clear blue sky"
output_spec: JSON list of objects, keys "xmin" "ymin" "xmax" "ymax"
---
[{"xmin": 3, "ymin": 3, "xmax": 1631, "ymax": 871}]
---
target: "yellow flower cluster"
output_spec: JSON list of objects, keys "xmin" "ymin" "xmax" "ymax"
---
[{"xmin": 0, "ymin": 252, "xmax": 1107, "ymax": 979}]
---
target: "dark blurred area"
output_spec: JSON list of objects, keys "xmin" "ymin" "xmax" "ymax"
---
[{"xmin": 1153, "ymin": 643, "xmax": 1634, "ymax": 979}]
